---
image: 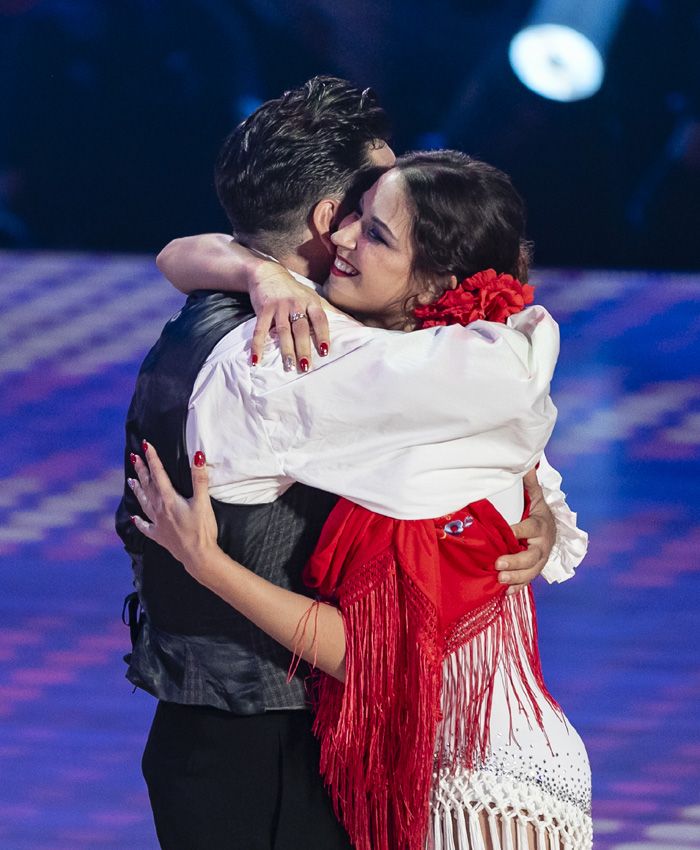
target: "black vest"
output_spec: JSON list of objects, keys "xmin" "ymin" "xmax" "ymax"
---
[{"xmin": 115, "ymin": 291, "xmax": 337, "ymax": 713}]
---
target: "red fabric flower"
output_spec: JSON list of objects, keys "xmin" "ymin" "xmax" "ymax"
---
[{"xmin": 413, "ymin": 268, "xmax": 535, "ymax": 329}]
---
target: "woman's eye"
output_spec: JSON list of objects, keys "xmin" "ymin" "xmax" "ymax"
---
[{"xmin": 365, "ymin": 225, "xmax": 385, "ymax": 244}]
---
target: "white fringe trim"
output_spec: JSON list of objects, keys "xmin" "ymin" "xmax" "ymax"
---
[{"xmin": 428, "ymin": 771, "xmax": 592, "ymax": 850}]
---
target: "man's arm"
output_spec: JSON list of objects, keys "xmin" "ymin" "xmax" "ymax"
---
[
  {"xmin": 497, "ymin": 456, "xmax": 588, "ymax": 589},
  {"xmin": 535, "ymin": 453, "xmax": 588, "ymax": 583},
  {"xmin": 497, "ymin": 469, "xmax": 556, "ymax": 594}
]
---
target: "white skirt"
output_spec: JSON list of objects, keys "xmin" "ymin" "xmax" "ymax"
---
[{"xmin": 428, "ymin": 599, "xmax": 592, "ymax": 850}]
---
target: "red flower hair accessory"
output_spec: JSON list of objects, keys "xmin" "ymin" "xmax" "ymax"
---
[{"xmin": 413, "ymin": 269, "xmax": 535, "ymax": 329}]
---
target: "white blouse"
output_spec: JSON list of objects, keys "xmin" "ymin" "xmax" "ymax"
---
[{"xmin": 186, "ymin": 305, "xmax": 587, "ymax": 583}]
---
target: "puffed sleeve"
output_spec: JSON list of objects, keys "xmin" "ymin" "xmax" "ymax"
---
[{"xmin": 254, "ymin": 306, "xmax": 561, "ymax": 519}]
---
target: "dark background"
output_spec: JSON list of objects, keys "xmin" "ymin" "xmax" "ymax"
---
[{"xmin": 1, "ymin": 0, "xmax": 698, "ymax": 269}]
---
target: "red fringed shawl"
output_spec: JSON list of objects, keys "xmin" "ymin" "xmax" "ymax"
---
[{"xmin": 303, "ymin": 497, "xmax": 559, "ymax": 850}]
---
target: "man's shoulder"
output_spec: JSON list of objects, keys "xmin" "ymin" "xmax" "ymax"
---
[
  {"xmin": 176, "ymin": 289, "xmax": 253, "ymax": 322},
  {"xmin": 160, "ymin": 290, "xmax": 254, "ymax": 345}
]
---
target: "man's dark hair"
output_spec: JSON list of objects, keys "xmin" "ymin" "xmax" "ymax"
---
[{"xmin": 214, "ymin": 76, "xmax": 391, "ymax": 257}]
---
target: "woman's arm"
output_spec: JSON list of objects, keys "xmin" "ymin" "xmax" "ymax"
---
[
  {"xmin": 130, "ymin": 444, "xmax": 346, "ymax": 681},
  {"xmin": 156, "ymin": 234, "xmax": 270, "ymax": 294},
  {"xmin": 156, "ymin": 234, "xmax": 332, "ymax": 368}
]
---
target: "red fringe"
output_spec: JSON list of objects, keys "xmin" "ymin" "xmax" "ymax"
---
[
  {"xmin": 311, "ymin": 558, "xmax": 559, "ymax": 850},
  {"xmin": 438, "ymin": 587, "xmax": 559, "ymax": 778}
]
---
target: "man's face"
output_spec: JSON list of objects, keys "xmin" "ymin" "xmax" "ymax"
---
[{"xmin": 368, "ymin": 141, "xmax": 396, "ymax": 168}]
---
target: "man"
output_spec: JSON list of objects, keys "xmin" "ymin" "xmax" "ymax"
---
[{"xmin": 117, "ymin": 76, "xmax": 583, "ymax": 850}]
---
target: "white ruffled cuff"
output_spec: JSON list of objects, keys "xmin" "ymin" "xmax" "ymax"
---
[{"xmin": 538, "ymin": 455, "xmax": 588, "ymax": 584}]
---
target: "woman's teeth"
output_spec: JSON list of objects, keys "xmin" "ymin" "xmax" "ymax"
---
[{"xmin": 334, "ymin": 257, "xmax": 359, "ymax": 276}]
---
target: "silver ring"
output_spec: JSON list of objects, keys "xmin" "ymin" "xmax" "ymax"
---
[{"xmin": 289, "ymin": 311, "xmax": 307, "ymax": 324}]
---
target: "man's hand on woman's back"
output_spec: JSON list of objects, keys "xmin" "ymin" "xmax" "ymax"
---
[{"xmin": 497, "ymin": 468, "xmax": 556, "ymax": 594}]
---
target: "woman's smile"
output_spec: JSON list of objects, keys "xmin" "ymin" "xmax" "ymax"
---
[
  {"xmin": 331, "ymin": 255, "xmax": 359, "ymax": 277},
  {"xmin": 323, "ymin": 169, "xmax": 416, "ymax": 328}
]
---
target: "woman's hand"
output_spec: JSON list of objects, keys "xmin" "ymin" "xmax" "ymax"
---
[
  {"xmin": 156, "ymin": 234, "xmax": 331, "ymax": 371},
  {"xmin": 129, "ymin": 441, "xmax": 347, "ymax": 681},
  {"xmin": 249, "ymin": 263, "xmax": 330, "ymax": 371},
  {"xmin": 128, "ymin": 442, "xmax": 217, "ymax": 578}
]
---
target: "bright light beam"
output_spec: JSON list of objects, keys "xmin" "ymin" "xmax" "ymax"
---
[{"xmin": 509, "ymin": 0, "xmax": 629, "ymax": 102}]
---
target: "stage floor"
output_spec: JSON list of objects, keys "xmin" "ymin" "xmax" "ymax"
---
[{"xmin": 1, "ymin": 252, "xmax": 699, "ymax": 849}]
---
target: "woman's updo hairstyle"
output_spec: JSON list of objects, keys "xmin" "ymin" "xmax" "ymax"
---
[{"xmin": 394, "ymin": 151, "xmax": 532, "ymax": 316}]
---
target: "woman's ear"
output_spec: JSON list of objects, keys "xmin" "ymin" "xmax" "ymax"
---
[
  {"xmin": 414, "ymin": 274, "xmax": 459, "ymax": 305},
  {"xmin": 311, "ymin": 199, "xmax": 341, "ymax": 255}
]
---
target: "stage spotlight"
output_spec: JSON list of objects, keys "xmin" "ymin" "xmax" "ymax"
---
[{"xmin": 509, "ymin": 0, "xmax": 629, "ymax": 102}]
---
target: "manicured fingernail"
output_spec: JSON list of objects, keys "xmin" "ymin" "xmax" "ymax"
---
[
  {"xmin": 194, "ymin": 451, "xmax": 206, "ymax": 468},
  {"xmin": 130, "ymin": 515, "xmax": 137, "ymax": 524},
  {"xmin": 495, "ymin": 559, "xmax": 507, "ymax": 570},
  {"xmin": 130, "ymin": 452, "xmax": 137, "ymax": 465},
  {"xmin": 498, "ymin": 573, "xmax": 510, "ymax": 583},
  {"xmin": 319, "ymin": 342, "xmax": 329, "ymax": 357},
  {"xmin": 142, "ymin": 440, "xmax": 148, "ymax": 452},
  {"xmin": 284, "ymin": 355, "xmax": 294, "ymax": 372},
  {"xmin": 299, "ymin": 358, "xmax": 309, "ymax": 373},
  {"xmin": 127, "ymin": 478, "xmax": 136, "ymax": 489},
  {"xmin": 251, "ymin": 353, "xmax": 258, "ymax": 366},
  {"xmin": 506, "ymin": 586, "xmax": 517, "ymax": 597}
]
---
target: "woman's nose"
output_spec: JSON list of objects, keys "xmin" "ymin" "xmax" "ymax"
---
[{"xmin": 331, "ymin": 213, "xmax": 360, "ymax": 249}]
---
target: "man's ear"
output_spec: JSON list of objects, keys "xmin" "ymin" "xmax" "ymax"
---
[{"xmin": 310, "ymin": 199, "xmax": 341, "ymax": 255}]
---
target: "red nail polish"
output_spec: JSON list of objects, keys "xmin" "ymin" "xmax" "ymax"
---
[
  {"xmin": 130, "ymin": 452, "xmax": 137, "ymax": 465},
  {"xmin": 142, "ymin": 440, "xmax": 148, "ymax": 452},
  {"xmin": 194, "ymin": 451, "xmax": 206, "ymax": 468},
  {"xmin": 251, "ymin": 353, "xmax": 258, "ymax": 366},
  {"xmin": 319, "ymin": 342, "xmax": 329, "ymax": 356},
  {"xmin": 299, "ymin": 358, "xmax": 309, "ymax": 373},
  {"xmin": 130, "ymin": 515, "xmax": 137, "ymax": 524}
]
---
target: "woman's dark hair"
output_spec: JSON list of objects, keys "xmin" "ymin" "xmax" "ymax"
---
[
  {"xmin": 215, "ymin": 76, "xmax": 391, "ymax": 257},
  {"xmin": 394, "ymin": 151, "xmax": 532, "ymax": 318}
]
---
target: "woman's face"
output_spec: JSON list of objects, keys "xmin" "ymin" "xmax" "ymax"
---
[{"xmin": 323, "ymin": 169, "xmax": 416, "ymax": 328}]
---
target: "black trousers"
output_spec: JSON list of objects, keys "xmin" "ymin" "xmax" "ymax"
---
[{"xmin": 142, "ymin": 701, "xmax": 352, "ymax": 850}]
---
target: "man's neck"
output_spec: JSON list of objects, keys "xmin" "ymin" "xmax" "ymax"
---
[
  {"xmin": 243, "ymin": 233, "xmax": 330, "ymax": 285},
  {"xmin": 277, "ymin": 252, "xmax": 314, "ymax": 281}
]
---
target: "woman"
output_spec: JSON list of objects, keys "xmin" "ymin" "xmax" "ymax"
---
[{"xmin": 131, "ymin": 152, "xmax": 591, "ymax": 850}]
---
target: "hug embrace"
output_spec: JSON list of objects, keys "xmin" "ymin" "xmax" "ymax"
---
[{"xmin": 116, "ymin": 76, "xmax": 591, "ymax": 850}]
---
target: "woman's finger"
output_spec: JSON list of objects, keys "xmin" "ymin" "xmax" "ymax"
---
[
  {"xmin": 306, "ymin": 304, "xmax": 330, "ymax": 357},
  {"xmin": 191, "ymin": 450, "xmax": 210, "ymax": 505},
  {"xmin": 275, "ymin": 321, "xmax": 297, "ymax": 372},
  {"xmin": 131, "ymin": 514, "xmax": 154, "ymax": 538},
  {"xmin": 290, "ymin": 314, "xmax": 312, "ymax": 371},
  {"xmin": 127, "ymin": 477, "xmax": 152, "ymax": 519},
  {"xmin": 132, "ymin": 453, "xmax": 151, "ymax": 490},
  {"xmin": 141, "ymin": 441, "xmax": 174, "ymax": 499},
  {"xmin": 251, "ymin": 305, "xmax": 275, "ymax": 366}
]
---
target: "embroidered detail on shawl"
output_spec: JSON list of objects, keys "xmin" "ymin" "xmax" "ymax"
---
[{"xmin": 301, "ymin": 499, "xmax": 560, "ymax": 850}]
